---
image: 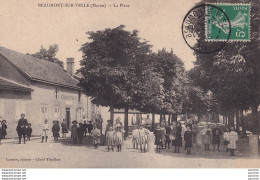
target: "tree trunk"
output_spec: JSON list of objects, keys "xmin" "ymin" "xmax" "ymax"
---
[
  {"xmin": 124, "ymin": 106, "xmax": 129, "ymax": 139},
  {"xmin": 160, "ymin": 114, "xmax": 162, "ymax": 124},
  {"xmin": 168, "ymin": 115, "xmax": 171, "ymax": 126},
  {"xmin": 251, "ymin": 104, "xmax": 259, "ymax": 135},
  {"xmin": 172, "ymin": 113, "xmax": 177, "ymax": 122},
  {"xmin": 110, "ymin": 104, "xmax": 114, "ymax": 125},
  {"xmin": 228, "ymin": 112, "xmax": 235, "ymax": 127},
  {"xmin": 235, "ymin": 110, "xmax": 240, "ymax": 132},
  {"xmin": 240, "ymin": 110, "xmax": 246, "ymax": 136},
  {"xmin": 152, "ymin": 114, "xmax": 155, "ymax": 132}
]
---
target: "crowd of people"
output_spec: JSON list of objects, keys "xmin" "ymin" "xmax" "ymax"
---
[
  {"xmin": 0, "ymin": 114, "xmax": 240, "ymax": 156},
  {"xmin": 151, "ymin": 120, "xmax": 239, "ymax": 156}
]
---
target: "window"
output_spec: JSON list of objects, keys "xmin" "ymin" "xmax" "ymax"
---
[
  {"xmin": 54, "ymin": 106, "xmax": 60, "ymax": 120},
  {"xmin": 54, "ymin": 87, "xmax": 58, "ymax": 99},
  {"xmin": 40, "ymin": 106, "xmax": 48, "ymax": 122}
]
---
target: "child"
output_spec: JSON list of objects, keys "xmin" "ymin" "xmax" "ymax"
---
[
  {"xmin": 41, "ymin": 119, "xmax": 49, "ymax": 143},
  {"xmin": 165, "ymin": 125, "xmax": 171, "ymax": 149},
  {"xmin": 223, "ymin": 127, "xmax": 230, "ymax": 152},
  {"xmin": 212, "ymin": 124, "xmax": 222, "ymax": 152},
  {"xmin": 138, "ymin": 124, "xmax": 150, "ymax": 152},
  {"xmin": 52, "ymin": 121, "xmax": 60, "ymax": 142},
  {"xmin": 204, "ymin": 130, "xmax": 211, "ymax": 151},
  {"xmin": 26, "ymin": 123, "xmax": 32, "ymax": 141},
  {"xmin": 154, "ymin": 124, "xmax": 163, "ymax": 153},
  {"xmin": 71, "ymin": 120, "xmax": 78, "ymax": 144},
  {"xmin": 1, "ymin": 120, "xmax": 7, "ymax": 139},
  {"xmin": 106, "ymin": 126, "xmax": 114, "ymax": 151},
  {"xmin": 228, "ymin": 127, "xmax": 238, "ymax": 156},
  {"xmin": 77, "ymin": 123, "xmax": 84, "ymax": 144},
  {"xmin": 114, "ymin": 124, "xmax": 125, "ymax": 152},
  {"xmin": 184, "ymin": 126, "xmax": 193, "ymax": 155},
  {"xmin": 90, "ymin": 124, "xmax": 101, "ymax": 148},
  {"xmin": 61, "ymin": 119, "xmax": 68, "ymax": 138},
  {"xmin": 132, "ymin": 125, "xmax": 139, "ymax": 149}
]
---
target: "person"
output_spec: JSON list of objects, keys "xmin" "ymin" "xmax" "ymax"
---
[
  {"xmin": 26, "ymin": 123, "xmax": 32, "ymax": 141},
  {"xmin": 172, "ymin": 122, "xmax": 182, "ymax": 153},
  {"xmin": 227, "ymin": 126, "xmax": 238, "ymax": 156},
  {"xmin": 88, "ymin": 121, "xmax": 93, "ymax": 134},
  {"xmin": 200, "ymin": 124, "xmax": 212, "ymax": 151},
  {"xmin": 41, "ymin": 119, "xmax": 49, "ymax": 143},
  {"xmin": 71, "ymin": 120, "xmax": 78, "ymax": 144},
  {"xmin": 52, "ymin": 120, "xmax": 60, "ymax": 142},
  {"xmin": 0, "ymin": 120, "xmax": 3, "ymax": 144},
  {"xmin": 77, "ymin": 123, "xmax": 84, "ymax": 144},
  {"xmin": 17, "ymin": 114, "xmax": 28, "ymax": 144},
  {"xmin": 160, "ymin": 123, "xmax": 166, "ymax": 149},
  {"xmin": 184, "ymin": 126, "xmax": 193, "ymax": 155},
  {"xmin": 138, "ymin": 123, "xmax": 150, "ymax": 152},
  {"xmin": 165, "ymin": 124, "xmax": 171, "ymax": 149},
  {"xmin": 212, "ymin": 123, "xmax": 222, "ymax": 152},
  {"xmin": 106, "ymin": 126, "xmax": 115, "ymax": 151},
  {"xmin": 154, "ymin": 124, "xmax": 163, "ymax": 152},
  {"xmin": 132, "ymin": 125, "xmax": 139, "ymax": 149},
  {"xmin": 114, "ymin": 124, "xmax": 125, "ymax": 152},
  {"xmin": 90, "ymin": 124, "xmax": 101, "ymax": 148},
  {"xmin": 223, "ymin": 127, "xmax": 230, "ymax": 152},
  {"xmin": 203, "ymin": 130, "xmax": 211, "ymax": 151},
  {"xmin": 82, "ymin": 120, "xmax": 88, "ymax": 137},
  {"xmin": 1, "ymin": 120, "xmax": 7, "ymax": 139},
  {"xmin": 61, "ymin": 119, "xmax": 68, "ymax": 138},
  {"xmin": 192, "ymin": 121, "xmax": 198, "ymax": 143}
]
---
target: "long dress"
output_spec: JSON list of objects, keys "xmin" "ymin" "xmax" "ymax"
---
[
  {"xmin": 138, "ymin": 128, "xmax": 150, "ymax": 145},
  {"xmin": 165, "ymin": 126, "xmax": 171, "ymax": 144},
  {"xmin": 172, "ymin": 126, "xmax": 182, "ymax": 147},
  {"xmin": 52, "ymin": 124, "xmax": 60, "ymax": 137},
  {"xmin": 212, "ymin": 128, "xmax": 222, "ymax": 145},
  {"xmin": 91, "ymin": 128, "xmax": 101, "ymax": 144},
  {"xmin": 227, "ymin": 131, "xmax": 238, "ymax": 150},
  {"xmin": 132, "ymin": 129, "xmax": 139, "ymax": 144},
  {"xmin": 184, "ymin": 131, "xmax": 193, "ymax": 148},
  {"xmin": 106, "ymin": 131, "xmax": 115, "ymax": 146},
  {"xmin": 114, "ymin": 130, "xmax": 125, "ymax": 145},
  {"xmin": 154, "ymin": 128, "xmax": 163, "ymax": 146},
  {"xmin": 2, "ymin": 124, "xmax": 7, "ymax": 137}
]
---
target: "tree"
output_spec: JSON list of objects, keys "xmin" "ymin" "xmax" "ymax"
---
[
  {"xmin": 29, "ymin": 44, "xmax": 64, "ymax": 67},
  {"xmin": 190, "ymin": 0, "xmax": 260, "ymax": 134},
  {"xmin": 79, "ymin": 25, "xmax": 152, "ymax": 136}
]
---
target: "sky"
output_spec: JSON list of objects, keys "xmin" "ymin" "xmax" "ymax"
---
[{"xmin": 0, "ymin": 0, "xmax": 200, "ymax": 71}]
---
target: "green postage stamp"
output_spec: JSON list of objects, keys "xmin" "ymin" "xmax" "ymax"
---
[{"xmin": 206, "ymin": 3, "xmax": 250, "ymax": 41}]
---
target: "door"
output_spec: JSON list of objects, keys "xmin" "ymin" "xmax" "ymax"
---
[{"xmin": 65, "ymin": 108, "xmax": 71, "ymax": 129}]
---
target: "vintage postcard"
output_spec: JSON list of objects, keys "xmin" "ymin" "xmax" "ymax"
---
[{"xmin": 0, "ymin": 0, "xmax": 259, "ymax": 168}]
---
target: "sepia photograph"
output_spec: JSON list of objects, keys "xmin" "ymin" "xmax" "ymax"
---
[{"xmin": 0, "ymin": 0, "xmax": 259, "ymax": 169}]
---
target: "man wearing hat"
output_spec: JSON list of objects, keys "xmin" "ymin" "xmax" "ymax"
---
[
  {"xmin": 52, "ymin": 120, "xmax": 60, "ymax": 142},
  {"xmin": 1, "ymin": 120, "xmax": 7, "ymax": 139},
  {"xmin": 16, "ymin": 114, "xmax": 28, "ymax": 144}
]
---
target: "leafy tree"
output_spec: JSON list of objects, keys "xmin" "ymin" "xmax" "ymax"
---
[
  {"xmin": 79, "ymin": 25, "xmax": 152, "ymax": 136},
  {"xmin": 29, "ymin": 44, "xmax": 64, "ymax": 67},
  {"xmin": 192, "ymin": 0, "xmax": 260, "ymax": 134}
]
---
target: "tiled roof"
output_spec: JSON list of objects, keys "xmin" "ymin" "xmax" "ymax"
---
[
  {"xmin": 0, "ymin": 46, "xmax": 80, "ymax": 89},
  {"xmin": 0, "ymin": 77, "xmax": 32, "ymax": 92}
]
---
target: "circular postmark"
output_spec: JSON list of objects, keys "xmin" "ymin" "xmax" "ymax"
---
[{"xmin": 182, "ymin": 4, "xmax": 231, "ymax": 54}]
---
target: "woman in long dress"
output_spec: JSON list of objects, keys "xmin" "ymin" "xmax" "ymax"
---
[
  {"xmin": 172, "ymin": 122, "xmax": 182, "ymax": 153},
  {"xmin": 114, "ymin": 124, "xmax": 125, "ymax": 152}
]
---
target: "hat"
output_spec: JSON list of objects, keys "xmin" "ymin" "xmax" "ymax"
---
[
  {"xmin": 2, "ymin": 120, "xmax": 6, "ymax": 123},
  {"xmin": 72, "ymin": 120, "xmax": 78, "ymax": 124}
]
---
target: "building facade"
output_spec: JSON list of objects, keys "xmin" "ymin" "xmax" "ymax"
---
[{"xmin": 0, "ymin": 46, "xmax": 97, "ymax": 137}]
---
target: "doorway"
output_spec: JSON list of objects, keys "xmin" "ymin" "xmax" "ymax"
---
[{"xmin": 65, "ymin": 108, "xmax": 71, "ymax": 130}]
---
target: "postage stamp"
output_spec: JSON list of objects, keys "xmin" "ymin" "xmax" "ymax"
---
[{"xmin": 206, "ymin": 3, "xmax": 251, "ymax": 41}]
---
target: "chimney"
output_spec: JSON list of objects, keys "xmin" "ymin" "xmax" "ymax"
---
[{"xmin": 66, "ymin": 58, "xmax": 74, "ymax": 75}]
